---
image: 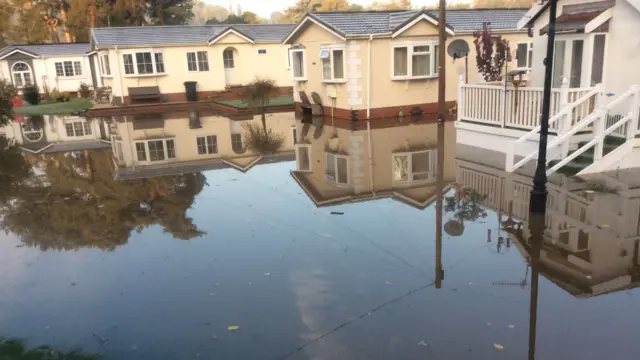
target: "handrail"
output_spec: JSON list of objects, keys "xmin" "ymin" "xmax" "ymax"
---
[{"xmin": 505, "ymin": 84, "xmax": 603, "ymax": 172}]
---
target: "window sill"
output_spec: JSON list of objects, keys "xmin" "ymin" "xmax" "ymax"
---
[
  {"xmin": 293, "ymin": 78, "xmax": 307, "ymax": 82},
  {"xmin": 55, "ymin": 76, "xmax": 87, "ymax": 80},
  {"xmin": 123, "ymin": 73, "xmax": 168, "ymax": 78},
  {"xmin": 101, "ymin": 75, "xmax": 113, "ymax": 79},
  {"xmin": 322, "ymin": 80, "xmax": 346, "ymax": 84},
  {"xmin": 392, "ymin": 75, "xmax": 438, "ymax": 81}
]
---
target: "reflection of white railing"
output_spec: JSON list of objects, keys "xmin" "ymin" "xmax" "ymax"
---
[
  {"xmin": 457, "ymin": 75, "xmax": 597, "ymax": 131},
  {"xmin": 505, "ymin": 83, "xmax": 603, "ymax": 173}
]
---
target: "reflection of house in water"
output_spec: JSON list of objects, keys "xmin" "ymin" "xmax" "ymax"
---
[
  {"xmin": 0, "ymin": 115, "xmax": 112, "ymax": 154},
  {"xmin": 111, "ymin": 110, "xmax": 297, "ymax": 179},
  {"xmin": 455, "ymin": 145, "xmax": 640, "ymax": 297},
  {"xmin": 292, "ymin": 119, "xmax": 455, "ymax": 209}
]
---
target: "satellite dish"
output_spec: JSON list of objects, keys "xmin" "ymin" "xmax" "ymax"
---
[{"xmin": 447, "ymin": 39, "xmax": 470, "ymax": 60}]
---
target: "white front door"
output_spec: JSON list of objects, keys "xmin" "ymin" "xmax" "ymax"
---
[
  {"xmin": 223, "ymin": 49, "xmax": 235, "ymax": 85},
  {"xmin": 553, "ymin": 35, "xmax": 607, "ymax": 88}
]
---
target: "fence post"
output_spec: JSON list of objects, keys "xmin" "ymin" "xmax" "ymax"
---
[
  {"xmin": 627, "ymin": 85, "xmax": 640, "ymax": 141},
  {"xmin": 499, "ymin": 86, "xmax": 506, "ymax": 128},
  {"xmin": 457, "ymin": 74, "xmax": 465, "ymax": 122},
  {"xmin": 594, "ymin": 106, "xmax": 606, "ymax": 162},
  {"xmin": 505, "ymin": 142, "xmax": 515, "ymax": 172},
  {"xmin": 559, "ymin": 78, "xmax": 570, "ymax": 158}
]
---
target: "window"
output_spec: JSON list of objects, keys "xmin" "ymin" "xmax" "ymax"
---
[
  {"xmin": 231, "ymin": 133, "xmax": 243, "ymax": 152},
  {"xmin": 123, "ymin": 52, "xmax": 165, "ymax": 76},
  {"xmin": 552, "ymin": 40, "xmax": 566, "ymax": 87},
  {"xmin": 516, "ymin": 42, "xmax": 533, "ymax": 69},
  {"xmin": 291, "ymin": 49, "xmax": 306, "ymax": 80},
  {"xmin": 392, "ymin": 44, "xmax": 438, "ymax": 79},
  {"xmin": 197, "ymin": 135, "xmax": 218, "ymax": 155},
  {"xmin": 258, "ymin": 49, "xmax": 267, "ymax": 55},
  {"xmin": 134, "ymin": 139, "xmax": 176, "ymax": 163},
  {"xmin": 64, "ymin": 121, "xmax": 92, "ymax": 137},
  {"xmin": 154, "ymin": 53, "xmax": 165, "ymax": 73},
  {"xmin": 100, "ymin": 54, "xmax": 111, "ymax": 76},
  {"xmin": 21, "ymin": 120, "xmax": 42, "ymax": 142},
  {"xmin": 392, "ymin": 150, "xmax": 437, "ymax": 183},
  {"xmin": 296, "ymin": 144, "xmax": 311, "ymax": 171},
  {"xmin": 321, "ymin": 48, "xmax": 345, "ymax": 82},
  {"xmin": 223, "ymin": 49, "xmax": 235, "ymax": 69},
  {"xmin": 325, "ymin": 153, "xmax": 349, "ymax": 185},
  {"xmin": 54, "ymin": 61, "xmax": 82, "ymax": 77},
  {"xmin": 123, "ymin": 54, "xmax": 135, "ymax": 75},
  {"xmin": 187, "ymin": 51, "xmax": 209, "ymax": 72},
  {"xmin": 591, "ymin": 34, "xmax": 606, "ymax": 85},
  {"xmin": 11, "ymin": 62, "xmax": 32, "ymax": 87}
]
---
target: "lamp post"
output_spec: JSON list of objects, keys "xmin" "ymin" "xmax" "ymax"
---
[{"xmin": 530, "ymin": 0, "xmax": 558, "ymax": 214}]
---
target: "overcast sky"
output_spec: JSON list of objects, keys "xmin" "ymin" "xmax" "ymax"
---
[{"xmin": 204, "ymin": 0, "xmax": 471, "ymax": 18}]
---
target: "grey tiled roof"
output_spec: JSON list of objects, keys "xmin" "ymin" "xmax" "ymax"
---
[
  {"xmin": 0, "ymin": 43, "xmax": 90, "ymax": 58},
  {"xmin": 429, "ymin": 8, "xmax": 529, "ymax": 31},
  {"xmin": 92, "ymin": 24, "xmax": 296, "ymax": 47},
  {"xmin": 308, "ymin": 8, "xmax": 528, "ymax": 36}
]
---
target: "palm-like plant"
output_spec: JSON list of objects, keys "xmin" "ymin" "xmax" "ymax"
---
[{"xmin": 243, "ymin": 77, "xmax": 279, "ymax": 136}]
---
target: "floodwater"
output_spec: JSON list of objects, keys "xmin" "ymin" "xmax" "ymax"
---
[{"xmin": 1, "ymin": 117, "xmax": 639, "ymax": 360}]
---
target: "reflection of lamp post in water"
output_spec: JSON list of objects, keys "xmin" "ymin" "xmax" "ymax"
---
[
  {"xmin": 435, "ymin": 117, "xmax": 445, "ymax": 289},
  {"xmin": 527, "ymin": 212, "xmax": 544, "ymax": 360}
]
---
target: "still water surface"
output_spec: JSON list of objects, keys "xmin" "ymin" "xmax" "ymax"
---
[{"xmin": 1, "ymin": 120, "xmax": 638, "ymax": 360}]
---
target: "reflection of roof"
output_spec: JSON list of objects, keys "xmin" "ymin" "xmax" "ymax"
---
[
  {"xmin": 0, "ymin": 43, "xmax": 90, "ymax": 58},
  {"xmin": 91, "ymin": 24, "xmax": 296, "ymax": 47},
  {"xmin": 20, "ymin": 141, "xmax": 111, "ymax": 154},
  {"xmin": 114, "ymin": 152, "xmax": 295, "ymax": 180},
  {"xmin": 291, "ymin": 170, "xmax": 448, "ymax": 210},
  {"xmin": 539, "ymin": 4, "xmax": 612, "ymax": 35}
]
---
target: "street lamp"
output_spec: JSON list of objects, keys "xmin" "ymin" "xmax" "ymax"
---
[{"xmin": 530, "ymin": 0, "xmax": 558, "ymax": 214}]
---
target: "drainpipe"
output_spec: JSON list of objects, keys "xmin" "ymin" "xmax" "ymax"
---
[
  {"xmin": 367, "ymin": 35, "xmax": 373, "ymax": 119},
  {"xmin": 367, "ymin": 120, "xmax": 374, "ymax": 195}
]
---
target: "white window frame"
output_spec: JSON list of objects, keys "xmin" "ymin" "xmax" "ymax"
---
[
  {"xmin": 133, "ymin": 138, "xmax": 176, "ymax": 164},
  {"xmin": 290, "ymin": 49, "xmax": 307, "ymax": 81},
  {"xmin": 100, "ymin": 54, "xmax": 111, "ymax": 76},
  {"xmin": 231, "ymin": 133, "xmax": 243, "ymax": 152},
  {"xmin": 64, "ymin": 120, "xmax": 93, "ymax": 138},
  {"xmin": 391, "ymin": 41, "xmax": 439, "ymax": 80},
  {"xmin": 122, "ymin": 51, "xmax": 166, "ymax": 77},
  {"xmin": 54, "ymin": 60, "xmax": 83, "ymax": 77},
  {"xmin": 11, "ymin": 62, "xmax": 33, "ymax": 88},
  {"xmin": 392, "ymin": 150, "xmax": 437, "ymax": 184},
  {"xmin": 295, "ymin": 144, "xmax": 312, "ymax": 172},
  {"xmin": 325, "ymin": 152, "xmax": 349, "ymax": 186},
  {"xmin": 196, "ymin": 135, "xmax": 218, "ymax": 155},
  {"xmin": 321, "ymin": 47, "xmax": 347, "ymax": 83},
  {"xmin": 515, "ymin": 42, "xmax": 533, "ymax": 70},
  {"xmin": 186, "ymin": 51, "xmax": 209, "ymax": 72}
]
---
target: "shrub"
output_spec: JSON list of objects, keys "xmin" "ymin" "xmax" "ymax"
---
[
  {"xmin": 78, "ymin": 82, "xmax": 92, "ymax": 99},
  {"xmin": 51, "ymin": 88, "xmax": 71, "ymax": 102},
  {"xmin": 242, "ymin": 122, "xmax": 284, "ymax": 154},
  {"xmin": 22, "ymin": 84, "xmax": 41, "ymax": 105}
]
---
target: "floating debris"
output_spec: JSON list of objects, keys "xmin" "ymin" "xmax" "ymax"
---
[
  {"xmin": 508, "ymin": 324, "xmax": 515, "ymax": 329},
  {"xmin": 493, "ymin": 343, "xmax": 505, "ymax": 350},
  {"xmin": 417, "ymin": 340, "xmax": 429, "ymax": 347},
  {"xmin": 330, "ymin": 212, "xmax": 344, "ymax": 215},
  {"xmin": 227, "ymin": 325, "xmax": 240, "ymax": 331},
  {"xmin": 264, "ymin": 272, "xmax": 271, "ymax": 276},
  {"xmin": 486, "ymin": 322, "xmax": 492, "ymax": 326}
]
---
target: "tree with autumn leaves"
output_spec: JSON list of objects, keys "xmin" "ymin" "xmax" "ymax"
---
[{"xmin": 0, "ymin": 0, "xmax": 194, "ymax": 44}]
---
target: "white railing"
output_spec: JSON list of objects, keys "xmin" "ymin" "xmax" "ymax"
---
[
  {"xmin": 504, "ymin": 84, "xmax": 640, "ymax": 175},
  {"xmin": 505, "ymin": 84, "xmax": 603, "ymax": 172},
  {"xmin": 458, "ymin": 75, "xmax": 596, "ymax": 131},
  {"xmin": 546, "ymin": 85, "xmax": 640, "ymax": 176}
]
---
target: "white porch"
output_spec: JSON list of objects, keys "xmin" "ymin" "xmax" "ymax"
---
[{"xmin": 455, "ymin": 75, "xmax": 640, "ymax": 176}]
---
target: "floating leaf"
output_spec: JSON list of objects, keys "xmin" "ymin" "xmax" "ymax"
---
[
  {"xmin": 384, "ymin": 281, "xmax": 392, "ymax": 285},
  {"xmin": 417, "ymin": 340, "xmax": 428, "ymax": 347},
  {"xmin": 494, "ymin": 343, "xmax": 504, "ymax": 350},
  {"xmin": 508, "ymin": 324, "xmax": 515, "ymax": 329},
  {"xmin": 227, "ymin": 325, "xmax": 240, "ymax": 331},
  {"xmin": 264, "ymin": 272, "xmax": 271, "ymax": 276}
]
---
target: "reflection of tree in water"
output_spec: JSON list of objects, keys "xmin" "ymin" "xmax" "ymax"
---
[
  {"xmin": 443, "ymin": 186, "xmax": 488, "ymax": 236},
  {"xmin": 0, "ymin": 148, "xmax": 207, "ymax": 251}
]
